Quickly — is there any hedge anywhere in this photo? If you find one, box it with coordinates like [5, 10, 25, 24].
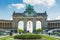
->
[14, 34, 41, 39]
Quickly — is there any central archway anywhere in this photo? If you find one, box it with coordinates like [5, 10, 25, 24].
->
[27, 21, 33, 33]
[18, 20, 33, 33]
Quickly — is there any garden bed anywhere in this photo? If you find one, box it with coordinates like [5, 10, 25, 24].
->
[0, 33, 60, 40]
[14, 33, 41, 40]
[15, 39, 41, 40]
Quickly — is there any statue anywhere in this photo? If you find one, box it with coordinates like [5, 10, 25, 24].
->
[24, 4, 36, 16]
[26, 4, 33, 10]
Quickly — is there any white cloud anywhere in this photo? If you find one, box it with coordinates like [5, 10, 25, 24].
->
[10, 18, 12, 20]
[56, 16, 60, 20]
[9, 4, 25, 9]
[45, 0, 55, 8]
[23, 0, 56, 8]
[9, 0, 56, 9]
[47, 18, 51, 20]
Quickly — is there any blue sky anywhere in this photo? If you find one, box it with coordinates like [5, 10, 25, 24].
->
[0, 0, 60, 20]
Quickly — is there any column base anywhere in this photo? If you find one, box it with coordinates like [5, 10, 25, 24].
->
[33, 30, 36, 33]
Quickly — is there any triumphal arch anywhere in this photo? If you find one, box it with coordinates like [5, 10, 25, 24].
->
[12, 5, 47, 33]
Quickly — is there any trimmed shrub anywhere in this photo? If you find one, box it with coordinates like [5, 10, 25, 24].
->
[18, 29, 23, 34]
[14, 34, 41, 39]
[54, 32, 59, 35]
[36, 28, 42, 33]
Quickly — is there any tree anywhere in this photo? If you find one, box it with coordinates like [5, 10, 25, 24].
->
[36, 28, 42, 34]
[18, 29, 23, 34]
[54, 32, 59, 36]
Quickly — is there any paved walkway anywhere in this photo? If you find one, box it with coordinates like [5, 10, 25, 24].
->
[0, 33, 18, 38]
[41, 34, 60, 38]
[0, 35, 9, 38]
[48, 29, 60, 33]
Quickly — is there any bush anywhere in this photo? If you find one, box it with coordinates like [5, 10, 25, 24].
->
[14, 34, 41, 39]
[36, 28, 42, 33]
[18, 29, 23, 34]
[54, 32, 59, 35]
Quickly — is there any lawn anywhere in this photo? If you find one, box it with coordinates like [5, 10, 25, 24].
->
[0, 33, 60, 40]
[0, 36, 14, 40]
[41, 34, 60, 40]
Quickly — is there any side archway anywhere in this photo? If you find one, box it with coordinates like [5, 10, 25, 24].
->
[36, 21, 42, 29]
[18, 21, 24, 30]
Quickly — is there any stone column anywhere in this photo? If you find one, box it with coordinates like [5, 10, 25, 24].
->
[41, 19, 47, 30]
[24, 18, 27, 33]
[33, 18, 36, 33]
[57, 22, 58, 28]
[41, 19, 47, 33]
[13, 19, 18, 33]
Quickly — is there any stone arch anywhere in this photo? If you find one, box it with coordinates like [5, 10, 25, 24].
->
[36, 21, 41, 29]
[18, 21, 24, 30]
[27, 20, 33, 33]
[12, 5, 47, 33]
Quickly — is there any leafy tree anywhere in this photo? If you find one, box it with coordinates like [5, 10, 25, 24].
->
[54, 32, 59, 36]
[18, 29, 23, 34]
[36, 28, 42, 34]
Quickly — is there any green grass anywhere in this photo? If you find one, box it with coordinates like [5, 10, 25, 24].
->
[41, 34, 60, 40]
[0, 33, 60, 40]
[0, 36, 14, 40]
